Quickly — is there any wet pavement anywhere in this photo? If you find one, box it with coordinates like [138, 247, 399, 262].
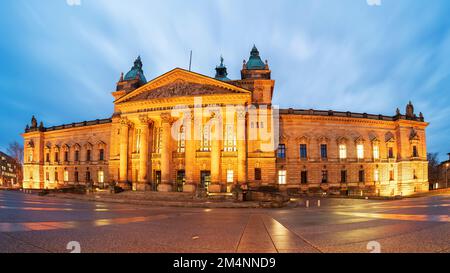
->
[0, 191, 448, 253]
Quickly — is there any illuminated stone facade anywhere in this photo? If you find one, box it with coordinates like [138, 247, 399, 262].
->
[22, 47, 429, 196]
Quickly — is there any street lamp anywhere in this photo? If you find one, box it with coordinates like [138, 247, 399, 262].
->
[446, 163, 449, 189]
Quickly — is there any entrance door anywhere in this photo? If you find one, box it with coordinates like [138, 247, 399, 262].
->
[153, 170, 161, 191]
[200, 171, 211, 191]
[176, 170, 185, 192]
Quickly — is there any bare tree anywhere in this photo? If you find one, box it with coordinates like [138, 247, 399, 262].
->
[427, 153, 440, 183]
[7, 141, 24, 164]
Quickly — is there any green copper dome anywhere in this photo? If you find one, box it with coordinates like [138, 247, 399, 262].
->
[246, 45, 266, 70]
[124, 56, 147, 84]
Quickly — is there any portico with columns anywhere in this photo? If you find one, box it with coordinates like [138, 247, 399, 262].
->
[108, 62, 270, 193]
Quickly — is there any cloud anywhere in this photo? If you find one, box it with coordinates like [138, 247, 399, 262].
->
[367, 0, 381, 6]
[66, 0, 81, 6]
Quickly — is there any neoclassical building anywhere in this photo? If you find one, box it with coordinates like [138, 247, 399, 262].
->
[22, 46, 429, 196]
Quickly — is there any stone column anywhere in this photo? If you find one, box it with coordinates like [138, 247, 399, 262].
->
[119, 118, 130, 189]
[137, 115, 151, 191]
[158, 112, 173, 192]
[209, 113, 222, 193]
[183, 111, 196, 193]
[237, 108, 248, 185]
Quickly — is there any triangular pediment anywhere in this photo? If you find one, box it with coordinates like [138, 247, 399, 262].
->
[116, 68, 251, 104]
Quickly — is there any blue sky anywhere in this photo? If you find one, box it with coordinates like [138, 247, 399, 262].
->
[0, 0, 449, 161]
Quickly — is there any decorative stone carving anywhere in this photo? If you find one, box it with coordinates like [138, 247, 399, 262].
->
[160, 112, 173, 124]
[129, 79, 232, 101]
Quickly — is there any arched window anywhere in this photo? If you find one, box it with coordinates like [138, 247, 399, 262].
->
[339, 144, 347, 159]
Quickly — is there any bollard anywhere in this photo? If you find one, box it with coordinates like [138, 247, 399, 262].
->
[318, 200, 321, 207]
[306, 200, 309, 208]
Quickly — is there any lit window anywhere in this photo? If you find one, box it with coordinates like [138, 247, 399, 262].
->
[153, 128, 162, 154]
[224, 124, 237, 152]
[177, 126, 186, 153]
[201, 125, 211, 152]
[98, 171, 104, 183]
[357, 144, 364, 159]
[373, 145, 380, 159]
[339, 144, 347, 159]
[374, 169, 379, 182]
[226, 170, 234, 183]
[64, 170, 69, 182]
[278, 170, 287, 185]
[135, 128, 141, 153]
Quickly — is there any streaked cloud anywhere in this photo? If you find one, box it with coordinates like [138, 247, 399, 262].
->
[0, 0, 449, 160]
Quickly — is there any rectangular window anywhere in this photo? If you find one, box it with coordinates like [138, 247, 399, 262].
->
[359, 170, 365, 183]
[55, 172, 58, 182]
[86, 171, 91, 182]
[301, 171, 308, 184]
[99, 149, 105, 161]
[254, 168, 262, 181]
[75, 151, 79, 162]
[226, 170, 234, 183]
[374, 169, 379, 182]
[28, 151, 33, 162]
[278, 170, 287, 185]
[224, 124, 237, 152]
[46, 172, 50, 181]
[64, 151, 69, 162]
[55, 152, 59, 163]
[201, 125, 211, 152]
[341, 170, 347, 183]
[98, 171, 104, 184]
[277, 144, 286, 159]
[357, 144, 364, 159]
[373, 145, 380, 160]
[74, 171, 79, 182]
[339, 144, 347, 159]
[64, 170, 69, 182]
[177, 126, 186, 153]
[153, 128, 162, 154]
[300, 144, 307, 159]
[389, 170, 394, 181]
[412, 146, 418, 157]
[320, 144, 328, 159]
[388, 147, 394, 159]
[321, 170, 328, 183]
[135, 128, 141, 153]
[46, 153, 50, 163]
[86, 150, 91, 162]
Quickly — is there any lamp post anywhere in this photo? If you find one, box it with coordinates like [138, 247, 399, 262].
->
[446, 163, 449, 189]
